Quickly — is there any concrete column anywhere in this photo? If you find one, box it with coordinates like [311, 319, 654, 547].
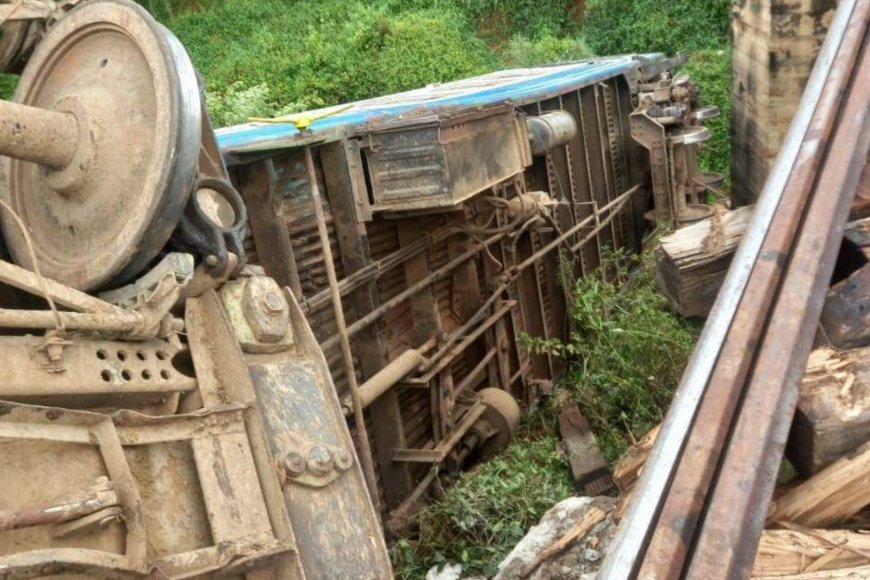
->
[731, 0, 837, 206]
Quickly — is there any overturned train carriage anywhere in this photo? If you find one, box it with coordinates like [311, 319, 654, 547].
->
[0, 1, 717, 576]
[218, 59, 661, 524]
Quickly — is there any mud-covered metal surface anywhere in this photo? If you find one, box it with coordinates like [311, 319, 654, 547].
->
[0, 2, 713, 574]
[227, 57, 667, 522]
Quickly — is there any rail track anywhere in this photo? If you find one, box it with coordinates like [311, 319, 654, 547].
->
[600, 0, 870, 577]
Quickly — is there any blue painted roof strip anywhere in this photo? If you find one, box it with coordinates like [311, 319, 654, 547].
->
[216, 56, 643, 155]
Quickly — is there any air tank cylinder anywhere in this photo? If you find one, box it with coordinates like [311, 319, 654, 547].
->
[527, 110, 578, 156]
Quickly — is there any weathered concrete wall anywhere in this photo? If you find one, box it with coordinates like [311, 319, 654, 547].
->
[731, 0, 837, 207]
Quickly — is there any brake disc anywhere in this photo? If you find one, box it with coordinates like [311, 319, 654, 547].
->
[0, 0, 201, 290]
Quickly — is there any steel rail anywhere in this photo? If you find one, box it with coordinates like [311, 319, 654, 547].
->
[597, 0, 863, 575]
[636, 2, 870, 577]
[687, 33, 870, 578]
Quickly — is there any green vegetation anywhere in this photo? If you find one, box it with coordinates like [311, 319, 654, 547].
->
[527, 251, 698, 460]
[683, 48, 732, 179]
[391, 415, 573, 578]
[0, 74, 17, 101]
[393, 252, 697, 576]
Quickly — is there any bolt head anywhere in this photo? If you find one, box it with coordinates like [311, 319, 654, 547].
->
[284, 452, 307, 477]
[262, 290, 285, 315]
[307, 445, 334, 475]
[334, 449, 354, 472]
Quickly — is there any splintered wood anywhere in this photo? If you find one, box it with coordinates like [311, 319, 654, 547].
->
[604, 347, 870, 578]
[752, 350, 870, 577]
[657, 205, 751, 318]
[789, 347, 870, 475]
[768, 443, 870, 529]
[612, 424, 660, 494]
[753, 528, 870, 577]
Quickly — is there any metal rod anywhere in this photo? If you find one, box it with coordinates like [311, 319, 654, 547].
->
[322, 184, 640, 351]
[321, 229, 511, 351]
[0, 100, 78, 168]
[455, 348, 497, 396]
[304, 146, 381, 514]
[419, 282, 508, 372]
[386, 467, 439, 535]
[342, 348, 425, 415]
[513, 184, 638, 273]
[599, 0, 865, 575]
[0, 259, 122, 314]
[415, 301, 516, 384]
[301, 225, 453, 314]
[0, 308, 142, 332]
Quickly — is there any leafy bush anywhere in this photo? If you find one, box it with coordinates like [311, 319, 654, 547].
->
[503, 34, 593, 67]
[205, 82, 274, 127]
[583, 0, 730, 56]
[681, 48, 732, 182]
[525, 251, 698, 461]
[158, 0, 499, 125]
[461, 0, 581, 43]
[391, 416, 573, 578]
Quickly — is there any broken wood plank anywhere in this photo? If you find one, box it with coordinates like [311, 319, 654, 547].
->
[612, 423, 660, 493]
[519, 506, 607, 579]
[753, 528, 870, 577]
[558, 394, 614, 495]
[788, 346, 870, 475]
[820, 265, 870, 349]
[769, 442, 870, 528]
[657, 209, 870, 319]
[657, 205, 753, 318]
[753, 565, 870, 579]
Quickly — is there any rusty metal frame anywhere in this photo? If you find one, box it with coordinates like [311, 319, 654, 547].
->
[320, 139, 415, 508]
[225, 65, 650, 522]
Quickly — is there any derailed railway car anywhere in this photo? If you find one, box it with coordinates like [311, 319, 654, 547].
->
[0, 1, 717, 577]
[217, 54, 717, 526]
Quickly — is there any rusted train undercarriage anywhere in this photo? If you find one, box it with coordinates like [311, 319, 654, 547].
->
[0, 1, 719, 577]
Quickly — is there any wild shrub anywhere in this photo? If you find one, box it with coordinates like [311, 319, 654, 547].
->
[390, 414, 572, 578]
[502, 34, 593, 67]
[682, 48, 732, 181]
[524, 251, 698, 460]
